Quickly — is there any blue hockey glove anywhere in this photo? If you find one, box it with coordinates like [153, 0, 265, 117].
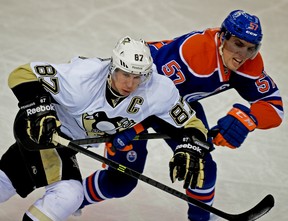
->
[112, 127, 137, 150]
[212, 103, 257, 149]
[106, 123, 145, 156]
[169, 136, 211, 189]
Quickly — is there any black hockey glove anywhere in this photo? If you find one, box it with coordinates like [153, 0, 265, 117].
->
[19, 94, 61, 146]
[169, 136, 211, 189]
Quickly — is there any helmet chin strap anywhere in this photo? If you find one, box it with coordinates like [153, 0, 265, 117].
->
[218, 35, 228, 68]
[250, 43, 261, 60]
[107, 73, 127, 99]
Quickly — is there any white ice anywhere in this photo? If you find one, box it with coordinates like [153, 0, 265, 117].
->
[0, 0, 287, 220]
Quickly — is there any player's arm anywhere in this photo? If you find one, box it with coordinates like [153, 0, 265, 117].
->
[110, 112, 210, 190]
[8, 64, 61, 146]
[161, 98, 210, 189]
[212, 70, 283, 149]
[238, 70, 283, 129]
[111, 90, 208, 152]
[250, 98, 283, 129]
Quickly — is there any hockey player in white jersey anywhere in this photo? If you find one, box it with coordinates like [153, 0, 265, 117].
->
[0, 36, 210, 220]
[75, 37, 211, 213]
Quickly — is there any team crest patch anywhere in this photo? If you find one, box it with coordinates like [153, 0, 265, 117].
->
[126, 150, 137, 162]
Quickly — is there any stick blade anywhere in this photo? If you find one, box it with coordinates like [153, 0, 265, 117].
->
[228, 194, 275, 221]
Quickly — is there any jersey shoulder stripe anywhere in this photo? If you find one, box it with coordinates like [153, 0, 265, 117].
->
[180, 28, 219, 76]
[8, 63, 38, 89]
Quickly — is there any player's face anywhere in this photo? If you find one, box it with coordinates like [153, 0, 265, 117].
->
[111, 69, 142, 96]
[222, 36, 258, 71]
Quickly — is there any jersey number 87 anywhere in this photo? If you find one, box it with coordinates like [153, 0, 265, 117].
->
[169, 98, 195, 126]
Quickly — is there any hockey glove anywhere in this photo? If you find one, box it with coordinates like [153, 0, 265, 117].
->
[19, 94, 61, 146]
[212, 103, 257, 149]
[169, 136, 211, 189]
[107, 123, 145, 156]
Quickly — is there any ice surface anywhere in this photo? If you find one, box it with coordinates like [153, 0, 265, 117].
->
[0, 0, 287, 220]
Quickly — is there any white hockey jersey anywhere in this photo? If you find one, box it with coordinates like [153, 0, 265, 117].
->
[29, 56, 195, 140]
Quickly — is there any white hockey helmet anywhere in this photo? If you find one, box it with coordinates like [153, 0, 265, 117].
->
[110, 36, 153, 83]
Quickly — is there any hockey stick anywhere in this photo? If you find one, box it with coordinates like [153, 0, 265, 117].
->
[71, 129, 219, 146]
[72, 132, 170, 145]
[53, 133, 274, 221]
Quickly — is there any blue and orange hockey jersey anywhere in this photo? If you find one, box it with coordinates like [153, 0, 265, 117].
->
[149, 28, 283, 129]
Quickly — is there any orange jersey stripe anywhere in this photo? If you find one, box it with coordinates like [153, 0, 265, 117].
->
[186, 189, 215, 201]
[133, 123, 145, 134]
[148, 40, 173, 49]
[250, 101, 283, 129]
[181, 30, 218, 76]
[87, 175, 103, 202]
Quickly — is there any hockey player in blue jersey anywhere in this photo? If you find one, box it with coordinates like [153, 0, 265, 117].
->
[83, 10, 283, 221]
[147, 9, 284, 220]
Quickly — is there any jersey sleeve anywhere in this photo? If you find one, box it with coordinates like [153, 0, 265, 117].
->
[231, 67, 283, 129]
[250, 97, 283, 129]
[8, 63, 38, 88]
[8, 63, 48, 103]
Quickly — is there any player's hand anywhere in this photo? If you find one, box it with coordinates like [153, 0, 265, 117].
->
[111, 123, 145, 150]
[169, 136, 211, 189]
[105, 142, 133, 157]
[19, 95, 61, 146]
[212, 103, 257, 149]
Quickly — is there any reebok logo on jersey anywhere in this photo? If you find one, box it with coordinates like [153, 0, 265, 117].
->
[26, 104, 55, 116]
[175, 143, 202, 154]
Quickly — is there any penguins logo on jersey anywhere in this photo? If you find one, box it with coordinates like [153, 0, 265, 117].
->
[83, 111, 136, 136]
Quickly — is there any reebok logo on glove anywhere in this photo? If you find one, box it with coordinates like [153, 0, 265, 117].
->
[175, 143, 203, 154]
[26, 104, 55, 116]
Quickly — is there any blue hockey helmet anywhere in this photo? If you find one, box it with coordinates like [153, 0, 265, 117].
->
[221, 10, 263, 45]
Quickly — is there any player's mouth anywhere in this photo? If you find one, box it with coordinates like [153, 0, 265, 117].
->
[232, 58, 244, 67]
[121, 89, 132, 96]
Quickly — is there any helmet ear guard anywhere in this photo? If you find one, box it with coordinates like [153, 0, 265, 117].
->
[110, 36, 153, 83]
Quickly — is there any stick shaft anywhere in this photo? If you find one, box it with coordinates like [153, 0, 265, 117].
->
[53, 133, 274, 221]
[72, 133, 170, 145]
[71, 129, 219, 145]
